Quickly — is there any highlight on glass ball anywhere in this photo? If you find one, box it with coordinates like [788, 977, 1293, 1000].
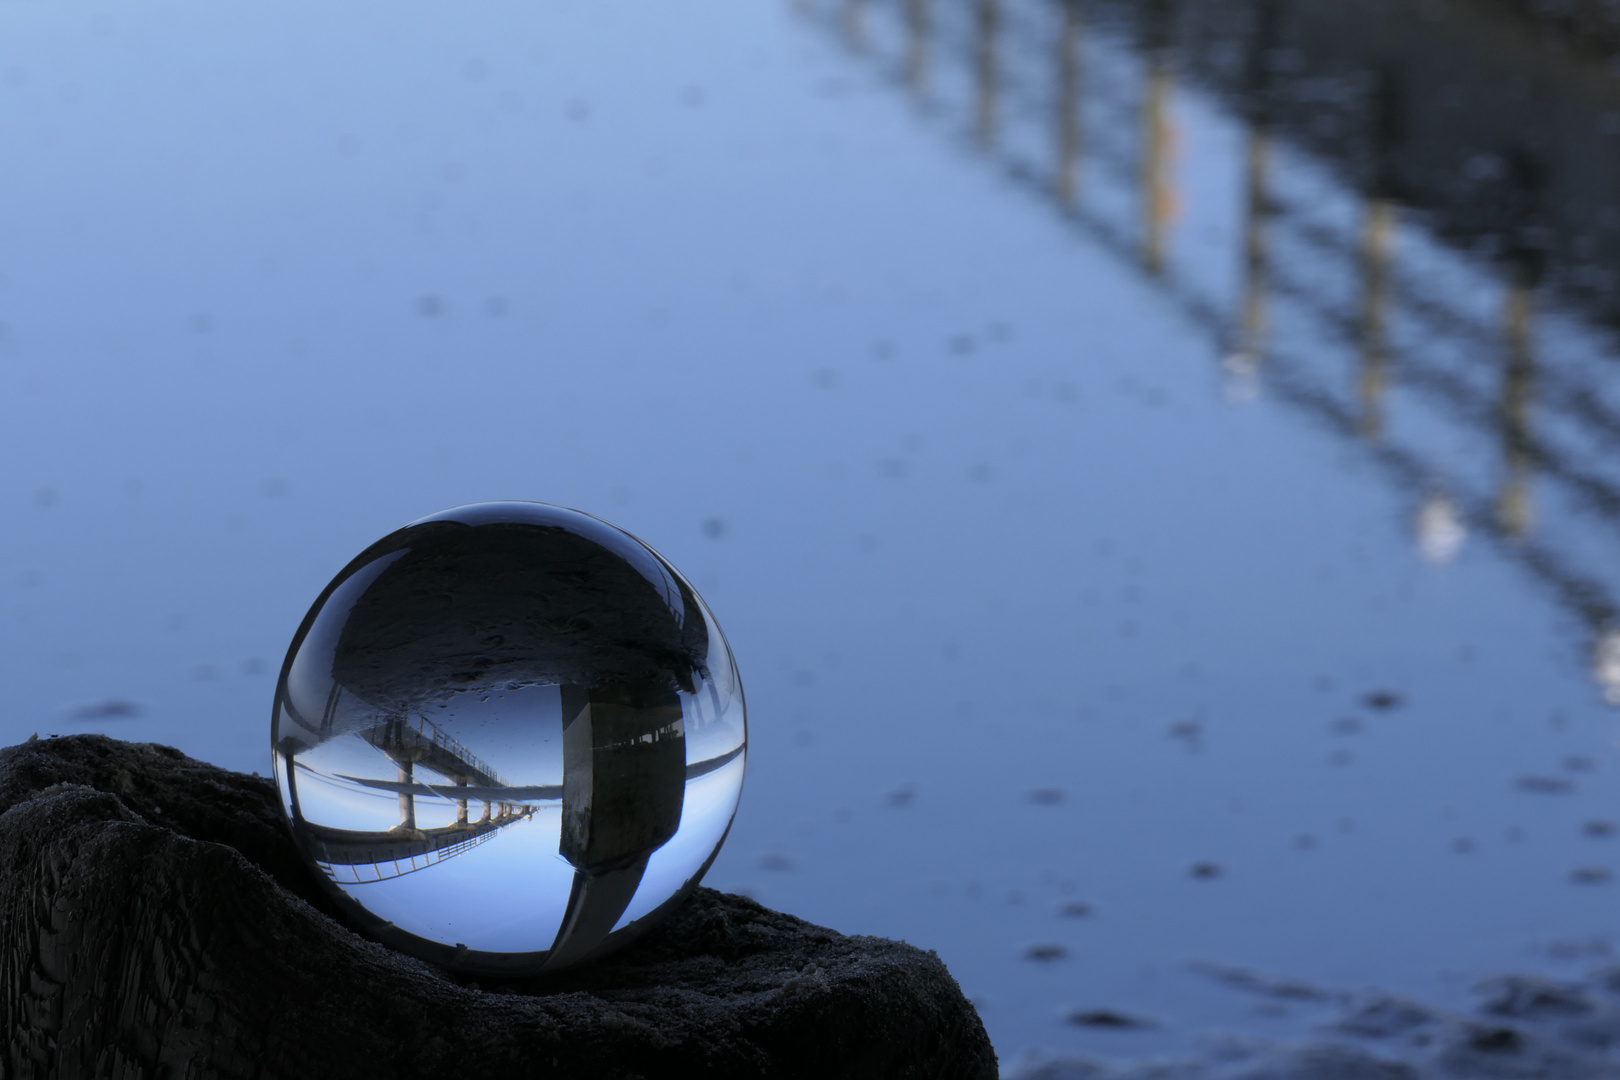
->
[270, 502, 746, 976]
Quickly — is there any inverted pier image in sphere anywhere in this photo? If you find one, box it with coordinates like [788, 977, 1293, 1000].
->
[270, 502, 747, 976]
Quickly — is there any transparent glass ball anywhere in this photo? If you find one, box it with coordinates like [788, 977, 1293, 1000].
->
[270, 501, 746, 976]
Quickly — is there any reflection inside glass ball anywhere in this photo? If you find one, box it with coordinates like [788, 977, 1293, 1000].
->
[270, 502, 746, 976]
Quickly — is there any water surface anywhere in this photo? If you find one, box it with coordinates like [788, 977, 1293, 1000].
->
[4, 0, 1620, 1066]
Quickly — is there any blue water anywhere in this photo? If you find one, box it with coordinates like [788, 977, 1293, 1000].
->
[4, 0, 1619, 1067]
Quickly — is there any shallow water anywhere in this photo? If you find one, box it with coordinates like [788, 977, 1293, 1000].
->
[4, 0, 1620, 1067]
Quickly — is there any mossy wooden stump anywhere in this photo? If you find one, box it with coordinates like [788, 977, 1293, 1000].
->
[0, 734, 996, 1079]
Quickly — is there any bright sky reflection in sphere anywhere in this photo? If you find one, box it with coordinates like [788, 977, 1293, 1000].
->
[270, 501, 747, 976]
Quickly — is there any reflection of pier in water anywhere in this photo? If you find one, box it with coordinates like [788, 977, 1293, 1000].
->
[798, 0, 1620, 699]
[282, 711, 745, 885]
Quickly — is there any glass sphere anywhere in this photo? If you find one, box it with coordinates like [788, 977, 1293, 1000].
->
[270, 502, 746, 976]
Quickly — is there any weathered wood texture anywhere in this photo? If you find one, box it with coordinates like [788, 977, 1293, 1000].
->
[0, 735, 996, 1080]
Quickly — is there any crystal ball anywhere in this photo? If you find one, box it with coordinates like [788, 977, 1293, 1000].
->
[270, 501, 747, 975]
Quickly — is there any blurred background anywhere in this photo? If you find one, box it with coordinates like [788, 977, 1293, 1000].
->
[6, 0, 1620, 1070]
